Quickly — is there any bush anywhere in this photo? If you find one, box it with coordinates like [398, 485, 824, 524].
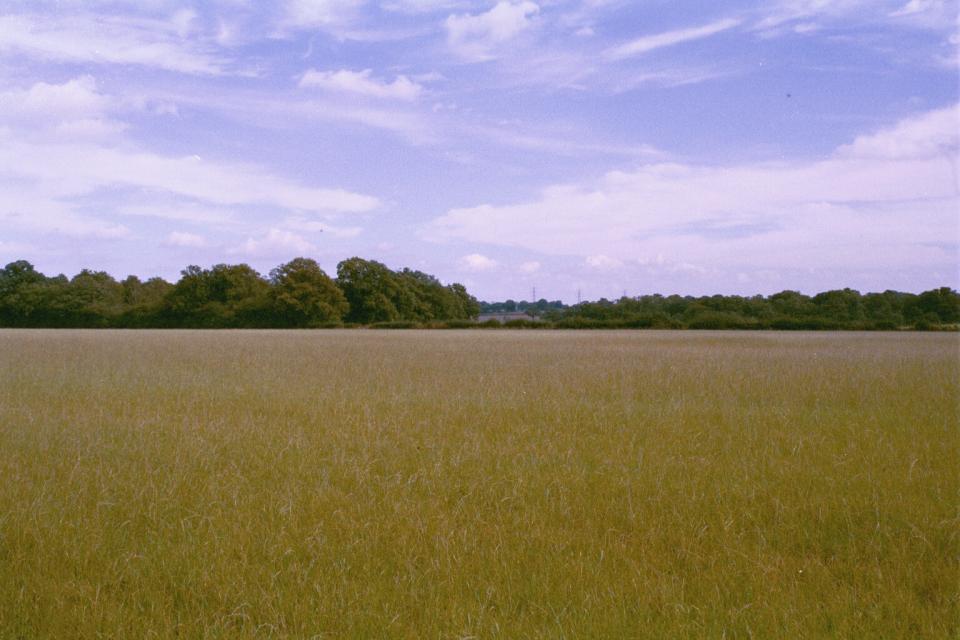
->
[554, 318, 608, 329]
[369, 321, 422, 329]
[686, 311, 757, 330]
[870, 320, 900, 330]
[503, 319, 540, 329]
[439, 320, 477, 329]
[769, 317, 841, 330]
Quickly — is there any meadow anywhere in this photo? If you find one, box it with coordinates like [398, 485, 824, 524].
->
[0, 330, 956, 638]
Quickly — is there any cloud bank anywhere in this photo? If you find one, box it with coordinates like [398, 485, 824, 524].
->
[431, 105, 959, 275]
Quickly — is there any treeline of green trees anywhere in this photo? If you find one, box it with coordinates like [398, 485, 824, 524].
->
[481, 288, 960, 330]
[0, 258, 480, 328]
[2, 257, 956, 330]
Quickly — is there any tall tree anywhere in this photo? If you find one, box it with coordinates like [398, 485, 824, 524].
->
[336, 257, 401, 324]
[0, 261, 50, 326]
[269, 258, 348, 327]
[162, 263, 269, 327]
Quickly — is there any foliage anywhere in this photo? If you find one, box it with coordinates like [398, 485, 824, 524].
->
[1, 259, 957, 329]
[337, 258, 479, 324]
[269, 258, 348, 327]
[484, 288, 960, 330]
[0, 259, 479, 328]
[161, 263, 270, 328]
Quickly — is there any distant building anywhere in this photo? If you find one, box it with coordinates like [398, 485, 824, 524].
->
[476, 311, 543, 323]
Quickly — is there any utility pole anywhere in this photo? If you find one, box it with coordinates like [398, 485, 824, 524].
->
[577, 289, 581, 304]
[532, 286, 536, 302]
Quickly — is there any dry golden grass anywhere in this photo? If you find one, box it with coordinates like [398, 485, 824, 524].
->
[0, 330, 957, 638]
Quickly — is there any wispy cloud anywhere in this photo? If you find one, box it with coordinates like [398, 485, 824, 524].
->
[755, 0, 956, 33]
[605, 18, 741, 60]
[164, 231, 208, 248]
[300, 69, 424, 101]
[230, 228, 315, 257]
[383, 0, 466, 13]
[0, 142, 380, 213]
[585, 254, 622, 269]
[461, 122, 662, 157]
[430, 105, 959, 273]
[276, 0, 366, 32]
[0, 14, 234, 75]
[0, 77, 381, 243]
[0, 75, 127, 140]
[446, 1, 540, 61]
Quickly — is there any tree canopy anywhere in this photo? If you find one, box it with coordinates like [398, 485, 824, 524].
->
[0, 258, 479, 328]
[0, 258, 955, 329]
[491, 288, 959, 330]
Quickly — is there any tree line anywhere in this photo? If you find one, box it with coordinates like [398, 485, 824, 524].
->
[482, 288, 959, 330]
[0, 258, 480, 328]
[1, 257, 956, 329]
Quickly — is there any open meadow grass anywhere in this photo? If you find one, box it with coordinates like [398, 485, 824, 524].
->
[0, 330, 957, 638]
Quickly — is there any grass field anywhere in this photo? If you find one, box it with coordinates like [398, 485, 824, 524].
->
[0, 330, 957, 638]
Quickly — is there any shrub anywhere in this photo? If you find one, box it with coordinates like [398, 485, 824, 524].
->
[369, 321, 422, 329]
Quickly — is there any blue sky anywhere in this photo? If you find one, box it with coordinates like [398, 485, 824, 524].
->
[0, 0, 956, 301]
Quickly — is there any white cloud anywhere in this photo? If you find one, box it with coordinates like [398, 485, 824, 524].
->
[164, 231, 207, 247]
[460, 253, 499, 271]
[0, 75, 126, 140]
[382, 0, 465, 13]
[284, 217, 364, 238]
[277, 0, 366, 33]
[230, 228, 314, 256]
[888, 0, 956, 25]
[430, 105, 960, 273]
[838, 105, 958, 159]
[0, 141, 380, 214]
[0, 76, 381, 243]
[0, 75, 107, 121]
[462, 121, 662, 157]
[121, 201, 236, 224]
[585, 254, 622, 269]
[518, 260, 541, 273]
[756, 0, 954, 32]
[299, 69, 423, 101]
[0, 186, 131, 238]
[890, 0, 935, 15]
[0, 14, 233, 75]
[446, 1, 539, 61]
[753, 0, 867, 31]
[162, 85, 435, 143]
[606, 18, 741, 60]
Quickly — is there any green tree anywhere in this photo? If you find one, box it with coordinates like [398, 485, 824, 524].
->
[916, 287, 960, 324]
[336, 258, 401, 324]
[0, 261, 51, 326]
[269, 258, 348, 327]
[162, 263, 269, 327]
[812, 289, 864, 325]
[62, 269, 124, 326]
[448, 283, 480, 319]
[118, 276, 173, 327]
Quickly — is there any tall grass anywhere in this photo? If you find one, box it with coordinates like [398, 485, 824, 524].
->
[0, 330, 956, 638]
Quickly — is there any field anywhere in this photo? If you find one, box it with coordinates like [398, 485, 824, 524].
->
[0, 330, 957, 638]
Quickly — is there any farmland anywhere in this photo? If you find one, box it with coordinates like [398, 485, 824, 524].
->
[0, 330, 957, 638]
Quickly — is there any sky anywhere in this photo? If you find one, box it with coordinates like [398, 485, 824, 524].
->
[0, 0, 957, 302]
